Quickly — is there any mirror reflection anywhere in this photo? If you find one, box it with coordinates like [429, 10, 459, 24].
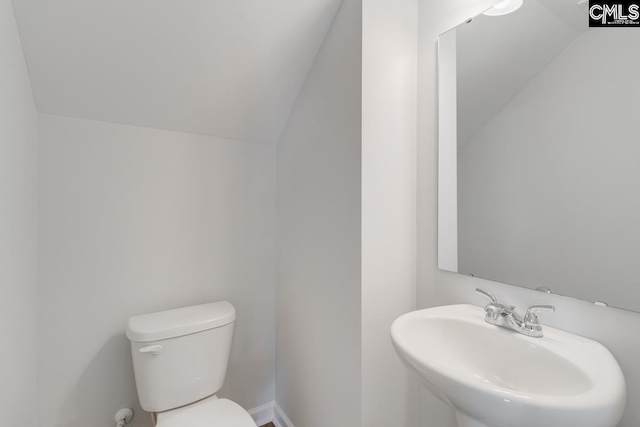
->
[438, 0, 640, 312]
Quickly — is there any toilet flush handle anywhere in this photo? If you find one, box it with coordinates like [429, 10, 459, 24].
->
[139, 345, 163, 355]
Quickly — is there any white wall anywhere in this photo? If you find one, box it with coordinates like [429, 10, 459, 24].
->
[276, 0, 363, 425]
[0, 1, 38, 426]
[418, 1, 640, 426]
[458, 28, 640, 310]
[38, 115, 276, 427]
[361, 0, 418, 425]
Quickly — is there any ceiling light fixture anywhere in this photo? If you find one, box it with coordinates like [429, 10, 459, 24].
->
[483, 0, 523, 16]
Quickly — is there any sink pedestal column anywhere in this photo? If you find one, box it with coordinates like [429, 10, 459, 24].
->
[456, 413, 491, 427]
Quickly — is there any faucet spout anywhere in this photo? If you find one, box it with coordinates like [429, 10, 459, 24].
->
[475, 288, 554, 338]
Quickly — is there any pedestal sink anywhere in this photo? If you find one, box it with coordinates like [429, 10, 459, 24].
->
[391, 304, 626, 427]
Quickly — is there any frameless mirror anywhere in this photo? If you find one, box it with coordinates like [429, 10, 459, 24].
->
[437, 0, 640, 312]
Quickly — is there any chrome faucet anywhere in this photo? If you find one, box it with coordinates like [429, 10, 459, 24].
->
[476, 288, 555, 338]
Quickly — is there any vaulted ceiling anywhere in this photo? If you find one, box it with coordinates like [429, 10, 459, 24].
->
[456, 0, 589, 146]
[12, 0, 343, 144]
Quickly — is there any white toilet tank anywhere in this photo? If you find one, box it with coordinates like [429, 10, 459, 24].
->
[126, 301, 236, 413]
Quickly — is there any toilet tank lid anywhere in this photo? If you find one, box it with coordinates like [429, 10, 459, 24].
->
[126, 301, 236, 343]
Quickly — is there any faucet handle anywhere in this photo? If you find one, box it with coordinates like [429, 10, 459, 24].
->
[526, 304, 555, 315]
[476, 288, 498, 304]
[524, 304, 555, 334]
[476, 288, 501, 321]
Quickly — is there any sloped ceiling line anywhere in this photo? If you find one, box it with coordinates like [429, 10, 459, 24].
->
[12, 0, 344, 145]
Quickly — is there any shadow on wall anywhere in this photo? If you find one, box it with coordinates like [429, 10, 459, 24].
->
[223, 314, 276, 408]
[57, 333, 151, 427]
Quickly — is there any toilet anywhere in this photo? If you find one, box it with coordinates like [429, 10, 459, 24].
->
[126, 301, 256, 427]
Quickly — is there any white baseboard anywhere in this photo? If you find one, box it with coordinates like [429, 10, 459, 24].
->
[247, 400, 294, 427]
[272, 402, 295, 427]
[248, 401, 275, 427]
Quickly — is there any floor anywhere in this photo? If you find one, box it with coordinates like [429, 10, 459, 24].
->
[260, 424, 275, 427]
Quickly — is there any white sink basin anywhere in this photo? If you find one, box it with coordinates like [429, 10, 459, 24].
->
[391, 304, 626, 427]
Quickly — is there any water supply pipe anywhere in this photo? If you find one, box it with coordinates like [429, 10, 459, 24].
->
[115, 408, 134, 427]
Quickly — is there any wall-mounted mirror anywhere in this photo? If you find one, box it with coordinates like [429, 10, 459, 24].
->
[437, 0, 640, 312]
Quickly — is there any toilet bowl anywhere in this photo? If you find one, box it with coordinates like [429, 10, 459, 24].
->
[155, 396, 255, 427]
[126, 301, 256, 427]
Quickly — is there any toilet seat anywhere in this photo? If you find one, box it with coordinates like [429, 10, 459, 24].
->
[156, 396, 256, 427]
